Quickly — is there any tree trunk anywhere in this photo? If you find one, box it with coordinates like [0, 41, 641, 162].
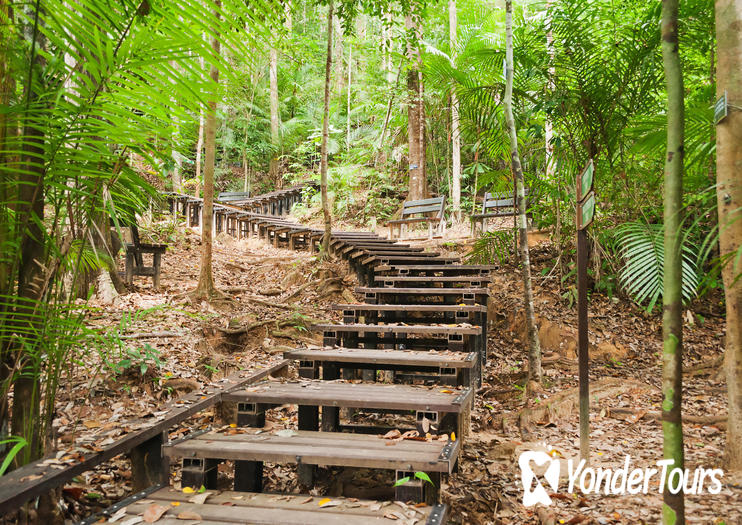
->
[268, 46, 280, 180]
[319, 0, 334, 256]
[504, 0, 541, 384]
[716, 0, 742, 473]
[12, 7, 47, 461]
[194, 50, 205, 199]
[661, 1, 685, 522]
[449, 0, 461, 223]
[195, 108, 204, 198]
[406, 15, 426, 201]
[382, 10, 394, 85]
[346, 44, 352, 153]
[193, 3, 220, 300]
[170, 61, 183, 193]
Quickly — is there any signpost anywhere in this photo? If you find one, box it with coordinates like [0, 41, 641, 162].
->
[576, 159, 594, 463]
[715, 91, 728, 125]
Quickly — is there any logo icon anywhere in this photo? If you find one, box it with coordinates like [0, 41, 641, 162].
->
[519, 450, 560, 507]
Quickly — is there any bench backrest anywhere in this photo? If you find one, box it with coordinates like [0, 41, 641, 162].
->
[482, 190, 529, 213]
[401, 196, 446, 219]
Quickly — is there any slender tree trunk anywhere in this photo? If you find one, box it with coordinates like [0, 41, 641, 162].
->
[661, 1, 686, 522]
[195, 109, 204, 198]
[193, 3, 220, 300]
[12, 6, 47, 460]
[406, 15, 426, 201]
[194, 51, 205, 199]
[170, 62, 183, 193]
[448, 0, 461, 223]
[319, 0, 334, 256]
[268, 47, 280, 180]
[505, 0, 541, 384]
[346, 44, 352, 153]
[716, 0, 742, 473]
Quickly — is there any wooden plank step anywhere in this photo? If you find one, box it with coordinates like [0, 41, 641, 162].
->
[356, 287, 489, 296]
[374, 264, 496, 274]
[162, 430, 459, 474]
[361, 255, 461, 265]
[285, 348, 476, 369]
[119, 487, 448, 524]
[313, 323, 481, 335]
[375, 275, 493, 285]
[284, 348, 478, 390]
[331, 304, 487, 313]
[223, 380, 472, 413]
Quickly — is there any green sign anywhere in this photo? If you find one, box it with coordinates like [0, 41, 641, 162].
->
[578, 160, 594, 202]
[715, 91, 728, 125]
[578, 191, 595, 230]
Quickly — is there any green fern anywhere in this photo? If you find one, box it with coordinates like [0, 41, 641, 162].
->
[616, 221, 699, 312]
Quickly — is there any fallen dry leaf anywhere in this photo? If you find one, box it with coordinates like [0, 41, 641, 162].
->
[176, 511, 202, 520]
[143, 504, 169, 523]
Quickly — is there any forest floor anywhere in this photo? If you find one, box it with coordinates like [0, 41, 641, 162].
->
[49, 220, 741, 525]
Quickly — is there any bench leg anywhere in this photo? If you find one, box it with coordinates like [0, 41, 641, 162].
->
[125, 253, 134, 285]
[234, 460, 263, 492]
[152, 253, 162, 289]
[428, 222, 433, 240]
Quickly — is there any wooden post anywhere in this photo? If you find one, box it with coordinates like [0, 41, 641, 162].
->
[130, 432, 168, 491]
[577, 227, 590, 464]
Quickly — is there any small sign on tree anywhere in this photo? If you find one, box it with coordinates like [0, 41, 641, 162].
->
[715, 91, 728, 125]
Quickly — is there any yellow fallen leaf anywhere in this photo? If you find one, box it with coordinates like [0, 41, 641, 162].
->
[318, 498, 331, 507]
[451, 432, 456, 442]
[182, 487, 195, 494]
[229, 423, 237, 428]
[439, 389, 453, 394]
[170, 501, 180, 506]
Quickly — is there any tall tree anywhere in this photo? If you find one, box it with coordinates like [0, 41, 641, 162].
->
[716, 0, 742, 473]
[319, 0, 334, 255]
[268, 46, 280, 180]
[193, 1, 221, 300]
[661, 0, 685, 521]
[448, 0, 461, 222]
[504, 0, 541, 384]
[406, 13, 426, 201]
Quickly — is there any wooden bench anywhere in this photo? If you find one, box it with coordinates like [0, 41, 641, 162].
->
[387, 196, 446, 240]
[125, 225, 167, 289]
[470, 190, 531, 235]
[284, 347, 478, 389]
[223, 379, 472, 437]
[162, 429, 459, 502]
[115, 487, 448, 525]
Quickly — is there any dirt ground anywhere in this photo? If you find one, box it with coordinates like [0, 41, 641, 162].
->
[39, 222, 741, 524]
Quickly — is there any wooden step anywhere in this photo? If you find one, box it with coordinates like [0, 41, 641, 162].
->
[164, 429, 459, 501]
[374, 264, 496, 275]
[312, 323, 481, 335]
[375, 275, 493, 286]
[356, 287, 489, 307]
[361, 255, 461, 266]
[283, 348, 478, 388]
[118, 487, 448, 525]
[223, 380, 472, 436]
